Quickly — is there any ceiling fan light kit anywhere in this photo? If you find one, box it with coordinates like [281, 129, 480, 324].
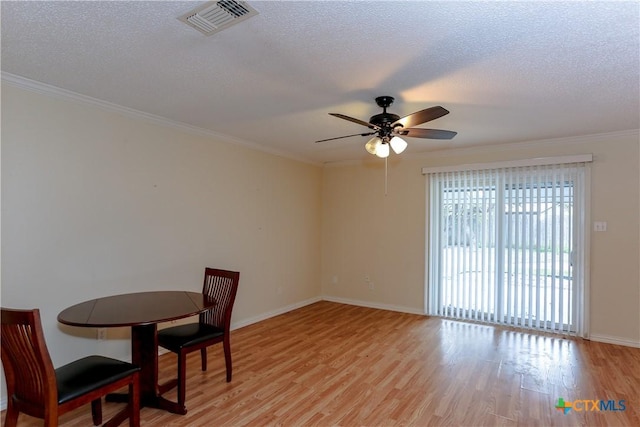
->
[365, 136, 381, 155]
[389, 136, 407, 154]
[316, 96, 456, 158]
[375, 141, 390, 158]
[364, 136, 407, 158]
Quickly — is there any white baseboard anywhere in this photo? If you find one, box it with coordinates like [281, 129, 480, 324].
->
[589, 333, 640, 348]
[321, 295, 425, 315]
[231, 296, 323, 331]
[1, 297, 325, 411]
[4, 300, 636, 413]
[157, 296, 323, 356]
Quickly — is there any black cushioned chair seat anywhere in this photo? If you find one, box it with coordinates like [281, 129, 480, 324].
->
[158, 323, 224, 352]
[56, 355, 140, 405]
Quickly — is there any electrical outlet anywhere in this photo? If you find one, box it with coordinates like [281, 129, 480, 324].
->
[369, 282, 374, 290]
[97, 328, 107, 340]
[593, 221, 607, 232]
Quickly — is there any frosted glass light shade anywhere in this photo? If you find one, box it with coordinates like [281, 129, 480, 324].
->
[375, 142, 390, 158]
[365, 136, 381, 155]
[390, 136, 407, 154]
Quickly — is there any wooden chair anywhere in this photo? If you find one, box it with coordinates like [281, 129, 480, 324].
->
[157, 268, 239, 414]
[1, 308, 140, 427]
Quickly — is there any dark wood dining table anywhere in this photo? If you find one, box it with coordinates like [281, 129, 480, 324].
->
[58, 291, 215, 415]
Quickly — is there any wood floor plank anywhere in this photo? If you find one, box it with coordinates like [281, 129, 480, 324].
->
[3, 301, 639, 426]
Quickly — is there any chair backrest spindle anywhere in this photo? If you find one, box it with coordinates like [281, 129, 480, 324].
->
[1, 309, 58, 415]
[199, 268, 239, 330]
[2, 306, 141, 426]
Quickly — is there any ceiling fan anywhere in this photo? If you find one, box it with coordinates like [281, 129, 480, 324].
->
[316, 96, 457, 158]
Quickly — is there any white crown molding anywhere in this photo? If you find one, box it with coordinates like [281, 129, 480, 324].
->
[1, 72, 321, 167]
[414, 129, 640, 161]
[322, 129, 640, 168]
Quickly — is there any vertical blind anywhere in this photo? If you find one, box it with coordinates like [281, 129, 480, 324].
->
[426, 159, 590, 336]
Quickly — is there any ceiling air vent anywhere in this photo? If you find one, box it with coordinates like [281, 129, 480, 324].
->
[179, 1, 258, 36]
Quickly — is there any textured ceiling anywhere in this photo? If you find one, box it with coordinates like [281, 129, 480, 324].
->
[2, 1, 639, 164]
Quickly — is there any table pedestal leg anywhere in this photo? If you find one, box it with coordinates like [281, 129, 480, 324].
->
[106, 324, 187, 415]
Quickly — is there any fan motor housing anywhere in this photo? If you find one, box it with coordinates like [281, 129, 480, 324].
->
[369, 112, 400, 128]
[370, 96, 400, 129]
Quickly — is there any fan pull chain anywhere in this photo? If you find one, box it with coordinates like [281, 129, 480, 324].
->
[385, 157, 388, 196]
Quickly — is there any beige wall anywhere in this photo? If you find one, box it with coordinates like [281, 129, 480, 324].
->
[321, 131, 640, 346]
[0, 83, 322, 398]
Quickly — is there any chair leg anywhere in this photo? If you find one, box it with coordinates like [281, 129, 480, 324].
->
[91, 398, 103, 425]
[43, 409, 58, 427]
[3, 401, 19, 427]
[129, 372, 140, 427]
[177, 351, 187, 413]
[200, 347, 207, 371]
[223, 337, 232, 382]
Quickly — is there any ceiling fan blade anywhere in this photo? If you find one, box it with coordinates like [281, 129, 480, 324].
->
[329, 113, 379, 130]
[315, 132, 376, 143]
[395, 128, 457, 140]
[392, 106, 449, 128]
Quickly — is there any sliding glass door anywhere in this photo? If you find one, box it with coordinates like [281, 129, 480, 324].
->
[427, 161, 589, 335]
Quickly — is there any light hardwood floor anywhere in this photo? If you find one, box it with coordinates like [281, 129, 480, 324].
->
[3, 301, 639, 426]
